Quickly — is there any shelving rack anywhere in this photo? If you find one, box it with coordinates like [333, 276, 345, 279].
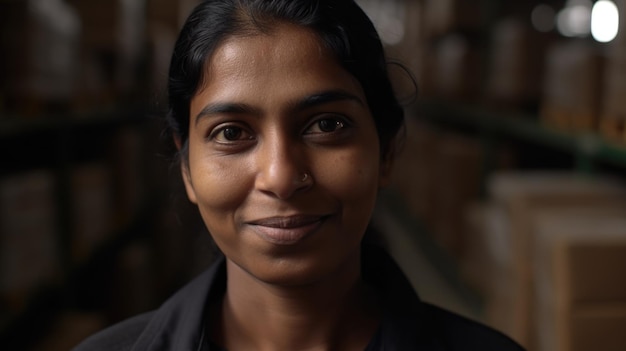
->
[416, 99, 626, 176]
[0, 106, 159, 350]
[385, 99, 626, 317]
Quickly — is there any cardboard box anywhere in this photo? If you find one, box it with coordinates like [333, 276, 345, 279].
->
[67, 0, 147, 101]
[108, 242, 158, 321]
[0, 0, 80, 113]
[566, 304, 626, 351]
[541, 42, 606, 132]
[430, 133, 483, 258]
[532, 210, 626, 351]
[147, 0, 199, 32]
[67, 0, 144, 51]
[599, 52, 626, 144]
[486, 18, 548, 110]
[482, 171, 626, 347]
[602, 54, 626, 118]
[0, 1, 29, 101]
[108, 128, 145, 226]
[70, 164, 114, 263]
[390, 121, 499, 259]
[560, 240, 626, 303]
[462, 202, 512, 296]
[422, 0, 482, 38]
[428, 34, 482, 101]
[0, 170, 61, 312]
[389, 118, 440, 229]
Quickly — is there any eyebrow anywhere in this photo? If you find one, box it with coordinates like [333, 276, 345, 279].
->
[292, 90, 365, 112]
[195, 102, 258, 125]
[194, 89, 365, 126]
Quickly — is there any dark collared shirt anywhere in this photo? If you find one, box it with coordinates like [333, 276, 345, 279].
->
[74, 248, 524, 350]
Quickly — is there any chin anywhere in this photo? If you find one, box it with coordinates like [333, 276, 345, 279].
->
[243, 248, 361, 287]
[249, 257, 329, 286]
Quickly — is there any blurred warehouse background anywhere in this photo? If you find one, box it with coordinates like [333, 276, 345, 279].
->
[1, 0, 626, 350]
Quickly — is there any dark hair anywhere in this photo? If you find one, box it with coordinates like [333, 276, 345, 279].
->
[167, 0, 404, 160]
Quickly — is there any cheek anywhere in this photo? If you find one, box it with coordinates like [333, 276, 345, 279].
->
[318, 146, 381, 206]
[187, 150, 252, 217]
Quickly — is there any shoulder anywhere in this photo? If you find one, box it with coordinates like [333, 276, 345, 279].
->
[72, 312, 154, 351]
[422, 303, 525, 351]
[72, 258, 226, 351]
[362, 247, 524, 350]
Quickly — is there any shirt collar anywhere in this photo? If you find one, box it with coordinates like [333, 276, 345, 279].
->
[131, 256, 226, 351]
[131, 247, 436, 351]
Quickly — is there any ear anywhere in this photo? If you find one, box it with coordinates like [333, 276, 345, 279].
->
[181, 161, 198, 204]
[173, 134, 183, 151]
[175, 135, 198, 204]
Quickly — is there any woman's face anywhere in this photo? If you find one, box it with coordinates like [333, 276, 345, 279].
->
[184, 24, 389, 286]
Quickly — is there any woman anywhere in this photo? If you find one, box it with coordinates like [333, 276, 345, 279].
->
[75, 0, 524, 350]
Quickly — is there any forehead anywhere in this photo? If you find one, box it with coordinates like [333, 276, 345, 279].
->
[193, 23, 365, 110]
[212, 24, 327, 69]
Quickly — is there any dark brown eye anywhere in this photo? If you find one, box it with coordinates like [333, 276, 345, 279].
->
[222, 127, 242, 141]
[303, 115, 351, 138]
[318, 119, 343, 132]
[211, 125, 252, 143]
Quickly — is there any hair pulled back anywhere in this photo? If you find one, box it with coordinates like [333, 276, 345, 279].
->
[167, 0, 404, 159]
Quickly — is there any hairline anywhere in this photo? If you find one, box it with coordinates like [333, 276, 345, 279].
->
[193, 21, 342, 103]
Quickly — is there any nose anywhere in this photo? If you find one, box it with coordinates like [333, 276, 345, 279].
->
[254, 134, 312, 199]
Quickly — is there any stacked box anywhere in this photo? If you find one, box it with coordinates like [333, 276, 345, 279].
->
[567, 306, 626, 351]
[0, 170, 61, 313]
[429, 133, 484, 258]
[390, 120, 487, 258]
[70, 163, 114, 263]
[144, 0, 199, 96]
[417, 0, 482, 100]
[486, 18, 549, 111]
[600, 54, 626, 144]
[462, 202, 511, 297]
[560, 243, 626, 351]
[479, 171, 626, 348]
[541, 41, 606, 132]
[66, 1, 120, 51]
[424, 34, 482, 101]
[147, 0, 198, 32]
[599, 0, 626, 144]
[531, 211, 626, 351]
[0, 0, 80, 115]
[422, 0, 482, 38]
[392, 119, 516, 260]
[67, 0, 147, 104]
[388, 118, 440, 230]
[0, 1, 28, 109]
[107, 242, 158, 322]
[109, 128, 145, 226]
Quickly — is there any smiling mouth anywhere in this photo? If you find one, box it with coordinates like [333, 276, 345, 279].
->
[247, 215, 328, 245]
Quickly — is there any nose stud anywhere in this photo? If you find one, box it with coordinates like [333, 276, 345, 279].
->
[300, 173, 310, 182]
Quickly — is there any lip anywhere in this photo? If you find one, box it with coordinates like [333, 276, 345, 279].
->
[246, 215, 328, 245]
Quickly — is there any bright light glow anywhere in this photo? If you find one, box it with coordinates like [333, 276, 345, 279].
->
[591, 0, 619, 42]
[532, 4, 556, 32]
[557, 0, 593, 37]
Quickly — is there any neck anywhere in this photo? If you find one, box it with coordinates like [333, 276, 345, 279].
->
[211, 251, 380, 351]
